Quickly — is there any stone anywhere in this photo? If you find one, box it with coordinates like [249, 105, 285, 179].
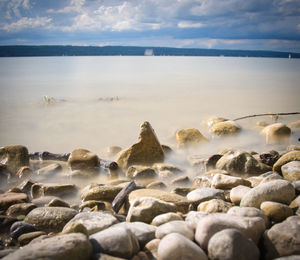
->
[240, 180, 295, 208]
[117, 122, 164, 169]
[281, 161, 300, 182]
[273, 151, 300, 174]
[207, 228, 260, 260]
[192, 176, 212, 189]
[79, 200, 106, 211]
[68, 148, 99, 170]
[0, 145, 29, 174]
[171, 175, 191, 186]
[206, 154, 223, 170]
[24, 207, 77, 233]
[161, 144, 173, 155]
[0, 192, 28, 211]
[151, 212, 183, 226]
[216, 150, 270, 175]
[157, 170, 176, 179]
[195, 213, 266, 249]
[94, 253, 126, 260]
[146, 181, 167, 190]
[260, 172, 283, 184]
[10, 221, 38, 240]
[209, 120, 241, 136]
[211, 174, 251, 189]
[259, 150, 280, 166]
[263, 216, 300, 259]
[198, 199, 232, 213]
[184, 211, 208, 229]
[157, 233, 208, 260]
[290, 195, 300, 208]
[17, 179, 35, 194]
[152, 163, 183, 174]
[47, 198, 70, 208]
[16, 166, 33, 179]
[293, 181, 300, 195]
[18, 231, 46, 245]
[107, 146, 122, 157]
[80, 184, 122, 202]
[256, 121, 268, 127]
[247, 176, 263, 187]
[31, 196, 60, 207]
[90, 226, 140, 259]
[31, 183, 77, 199]
[176, 128, 208, 148]
[37, 163, 62, 177]
[230, 185, 251, 205]
[155, 220, 194, 240]
[2, 233, 92, 260]
[274, 256, 300, 260]
[126, 165, 157, 180]
[126, 197, 176, 223]
[261, 123, 291, 144]
[61, 222, 89, 237]
[6, 203, 36, 218]
[260, 201, 293, 222]
[187, 188, 225, 204]
[63, 211, 118, 235]
[203, 116, 228, 127]
[145, 238, 160, 259]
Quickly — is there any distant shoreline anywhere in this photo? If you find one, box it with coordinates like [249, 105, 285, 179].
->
[0, 45, 299, 58]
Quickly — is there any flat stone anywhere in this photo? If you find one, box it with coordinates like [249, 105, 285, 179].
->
[31, 183, 77, 199]
[155, 220, 194, 240]
[211, 174, 251, 189]
[146, 181, 167, 190]
[0, 192, 28, 211]
[67, 148, 99, 170]
[230, 185, 251, 205]
[81, 184, 122, 202]
[176, 128, 208, 148]
[260, 201, 293, 222]
[273, 151, 300, 174]
[47, 198, 70, 208]
[171, 175, 191, 186]
[18, 231, 46, 245]
[209, 120, 241, 136]
[187, 188, 225, 204]
[151, 212, 183, 226]
[281, 161, 300, 182]
[198, 199, 232, 213]
[6, 203, 36, 218]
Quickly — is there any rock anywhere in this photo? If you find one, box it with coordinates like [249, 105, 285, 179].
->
[6, 203, 36, 218]
[0, 249, 17, 259]
[261, 123, 291, 144]
[230, 185, 251, 205]
[10, 221, 38, 240]
[155, 220, 194, 240]
[80, 184, 122, 202]
[117, 122, 164, 169]
[63, 211, 118, 235]
[90, 226, 140, 259]
[126, 197, 176, 223]
[47, 198, 70, 208]
[31, 183, 77, 199]
[161, 144, 173, 155]
[24, 207, 77, 233]
[257, 121, 268, 127]
[157, 170, 176, 179]
[211, 174, 251, 189]
[259, 150, 280, 166]
[157, 233, 208, 260]
[79, 200, 106, 211]
[151, 212, 183, 226]
[207, 228, 260, 260]
[240, 180, 295, 208]
[114, 222, 157, 247]
[206, 154, 223, 170]
[0, 145, 29, 174]
[192, 176, 212, 189]
[17, 179, 35, 194]
[18, 231, 46, 245]
[184, 211, 208, 229]
[0, 192, 28, 211]
[171, 175, 191, 186]
[273, 151, 300, 174]
[290, 195, 300, 209]
[126, 165, 157, 180]
[31, 195, 60, 207]
[281, 161, 300, 182]
[37, 163, 62, 177]
[274, 256, 300, 260]
[203, 116, 228, 127]
[209, 120, 241, 136]
[195, 213, 266, 249]
[146, 181, 167, 190]
[260, 172, 283, 184]
[175, 128, 208, 148]
[187, 188, 225, 204]
[67, 170, 94, 178]
[247, 176, 263, 187]
[293, 181, 300, 195]
[106, 146, 122, 157]
[198, 199, 232, 213]
[67, 148, 99, 170]
[216, 150, 270, 175]
[16, 166, 33, 179]
[171, 187, 192, 196]
[2, 233, 92, 260]
[263, 216, 300, 259]
[61, 222, 89, 236]
[260, 201, 293, 222]
[152, 163, 183, 174]
[145, 238, 160, 259]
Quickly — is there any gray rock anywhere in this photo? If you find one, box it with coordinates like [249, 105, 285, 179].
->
[31, 196, 60, 207]
[63, 211, 118, 235]
[157, 233, 208, 260]
[207, 228, 260, 260]
[151, 212, 183, 226]
[212, 174, 251, 189]
[18, 231, 46, 245]
[145, 238, 160, 259]
[2, 233, 92, 260]
[6, 203, 36, 218]
[281, 161, 300, 182]
[230, 185, 251, 205]
[260, 172, 283, 184]
[184, 211, 208, 229]
[10, 221, 38, 240]
[155, 220, 194, 240]
[292, 180, 300, 195]
[187, 188, 225, 204]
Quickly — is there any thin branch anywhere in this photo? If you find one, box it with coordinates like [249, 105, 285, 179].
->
[233, 112, 300, 121]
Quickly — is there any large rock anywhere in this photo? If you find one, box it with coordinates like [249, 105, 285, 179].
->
[24, 207, 77, 233]
[80, 184, 122, 202]
[2, 233, 92, 260]
[211, 174, 251, 189]
[63, 211, 119, 235]
[209, 120, 241, 136]
[263, 216, 300, 259]
[207, 229, 260, 260]
[0, 145, 29, 174]
[230, 185, 251, 205]
[260, 201, 293, 223]
[67, 149, 99, 170]
[90, 226, 140, 259]
[0, 192, 28, 211]
[240, 180, 295, 208]
[195, 213, 266, 249]
[157, 233, 208, 260]
[216, 150, 270, 175]
[261, 123, 291, 144]
[155, 220, 194, 240]
[117, 122, 164, 169]
[176, 128, 208, 148]
[198, 199, 232, 213]
[273, 151, 300, 174]
[281, 161, 300, 182]
[31, 183, 77, 199]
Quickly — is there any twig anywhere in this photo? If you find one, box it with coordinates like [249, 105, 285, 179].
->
[233, 112, 300, 121]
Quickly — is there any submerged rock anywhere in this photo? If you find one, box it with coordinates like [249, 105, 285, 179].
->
[209, 120, 241, 136]
[31, 183, 77, 199]
[80, 184, 122, 202]
[261, 123, 291, 144]
[68, 149, 99, 171]
[0, 192, 28, 211]
[176, 128, 208, 148]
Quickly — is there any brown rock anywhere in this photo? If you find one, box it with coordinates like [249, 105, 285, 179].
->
[0, 192, 28, 211]
[67, 149, 99, 170]
[261, 123, 291, 144]
[176, 128, 208, 148]
[273, 151, 300, 174]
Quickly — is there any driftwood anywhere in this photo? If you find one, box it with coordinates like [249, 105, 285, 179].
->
[233, 112, 300, 121]
[112, 180, 136, 213]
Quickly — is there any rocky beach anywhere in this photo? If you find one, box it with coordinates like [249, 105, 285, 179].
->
[0, 118, 300, 260]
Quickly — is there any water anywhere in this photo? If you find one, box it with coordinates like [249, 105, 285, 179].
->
[0, 56, 299, 160]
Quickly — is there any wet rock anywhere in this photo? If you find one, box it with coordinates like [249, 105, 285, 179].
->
[157, 233, 208, 260]
[126, 165, 157, 180]
[259, 150, 280, 166]
[24, 207, 77, 233]
[187, 188, 225, 205]
[155, 220, 194, 240]
[203, 116, 228, 127]
[31, 195, 60, 207]
[273, 151, 300, 174]
[261, 123, 291, 144]
[209, 120, 241, 136]
[10, 221, 38, 240]
[61, 222, 89, 236]
[198, 199, 232, 213]
[3, 233, 92, 260]
[63, 211, 118, 235]
[79, 200, 106, 211]
[171, 187, 192, 196]
[16, 166, 33, 179]
[17, 179, 35, 194]
[281, 161, 300, 182]
[0, 192, 28, 211]
[260, 201, 293, 222]
[171, 175, 191, 186]
[176, 128, 208, 148]
[6, 203, 36, 218]
[31, 183, 77, 199]
[0, 145, 29, 174]
[81, 184, 122, 202]
[230, 185, 251, 205]
[152, 163, 182, 174]
[240, 180, 295, 208]
[184, 211, 208, 229]
[146, 181, 167, 190]
[47, 198, 70, 208]
[18, 231, 46, 245]
[263, 216, 300, 259]
[151, 212, 183, 226]
[206, 154, 223, 170]
[37, 163, 62, 177]
[90, 226, 140, 259]
[192, 176, 212, 189]
[68, 148, 99, 170]
[117, 122, 164, 169]
[289, 195, 300, 209]
[195, 213, 266, 249]
[211, 173, 251, 189]
[207, 228, 259, 260]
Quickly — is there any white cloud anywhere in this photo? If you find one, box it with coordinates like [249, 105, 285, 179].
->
[178, 21, 205, 28]
[2, 16, 52, 32]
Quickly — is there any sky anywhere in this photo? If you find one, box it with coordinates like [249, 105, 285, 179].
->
[0, 0, 300, 52]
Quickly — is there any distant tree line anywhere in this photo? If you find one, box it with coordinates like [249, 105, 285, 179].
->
[0, 45, 299, 58]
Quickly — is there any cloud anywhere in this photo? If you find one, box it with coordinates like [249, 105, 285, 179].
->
[178, 21, 205, 28]
[2, 16, 52, 32]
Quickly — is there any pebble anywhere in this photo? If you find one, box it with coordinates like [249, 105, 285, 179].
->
[230, 185, 251, 205]
[155, 220, 194, 240]
[260, 201, 293, 223]
[187, 188, 225, 204]
[151, 212, 183, 226]
[197, 199, 232, 213]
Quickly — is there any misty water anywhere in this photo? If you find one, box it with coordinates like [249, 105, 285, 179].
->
[0, 56, 300, 190]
